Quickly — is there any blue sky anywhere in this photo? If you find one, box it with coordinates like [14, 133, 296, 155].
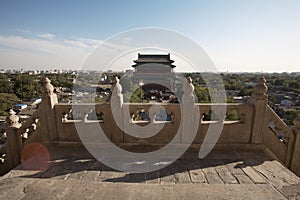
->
[0, 0, 299, 72]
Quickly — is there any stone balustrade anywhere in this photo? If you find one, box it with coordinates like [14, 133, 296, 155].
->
[263, 105, 295, 166]
[291, 115, 300, 176]
[0, 76, 300, 177]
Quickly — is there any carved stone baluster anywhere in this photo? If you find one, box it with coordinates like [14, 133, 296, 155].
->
[183, 77, 195, 103]
[5, 109, 22, 168]
[252, 77, 268, 99]
[111, 77, 124, 144]
[6, 109, 21, 128]
[182, 77, 196, 143]
[111, 77, 123, 108]
[251, 77, 268, 144]
[40, 77, 58, 141]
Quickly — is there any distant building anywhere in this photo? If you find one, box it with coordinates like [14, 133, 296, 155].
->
[132, 53, 176, 92]
[67, 77, 76, 83]
[14, 104, 27, 110]
[281, 97, 293, 107]
[30, 98, 42, 105]
[233, 96, 244, 103]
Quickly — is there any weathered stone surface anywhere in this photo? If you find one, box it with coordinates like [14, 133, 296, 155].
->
[0, 177, 289, 200]
[160, 166, 176, 184]
[242, 166, 266, 184]
[189, 167, 207, 183]
[145, 170, 160, 183]
[1, 148, 300, 199]
[235, 174, 254, 184]
[214, 160, 238, 184]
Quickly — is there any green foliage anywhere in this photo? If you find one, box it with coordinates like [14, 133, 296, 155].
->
[0, 74, 75, 100]
[226, 97, 235, 103]
[13, 74, 41, 100]
[274, 78, 286, 86]
[123, 92, 132, 103]
[95, 96, 106, 104]
[194, 85, 210, 103]
[284, 110, 298, 126]
[0, 93, 20, 115]
[45, 74, 73, 89]
[0, 74, 14, 93]
[129, 87, 144, 103]
[226, 110, 240, 121]
[184, 73, 205, 85]
[238, 87, 253, 96]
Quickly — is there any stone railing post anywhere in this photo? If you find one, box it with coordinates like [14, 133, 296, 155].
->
[250, 77, 268, 144]
[111, 77, 123, 144]
[182, 77, 196, 143]
[5, 109, 22, 168]
[111, 77, 123, 109]
[40, 77, 58, 142]
[290, 115, 300, 177]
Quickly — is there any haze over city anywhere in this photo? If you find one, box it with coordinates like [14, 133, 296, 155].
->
[0, 0, 299, 72]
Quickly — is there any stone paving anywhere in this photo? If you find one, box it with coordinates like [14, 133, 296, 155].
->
[1, 147, 300, 199]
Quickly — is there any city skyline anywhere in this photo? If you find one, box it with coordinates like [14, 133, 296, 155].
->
[0, 0, 299, 72]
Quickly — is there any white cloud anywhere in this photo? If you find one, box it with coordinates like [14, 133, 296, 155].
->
[36, 33, 55, 39]
[64, 38, 102, 49]
[0, 35, 101, 69]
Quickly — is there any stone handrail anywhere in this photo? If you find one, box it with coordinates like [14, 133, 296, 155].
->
[1, 76, 300, 178]
[18, 107, 40, 140]
[198, 103, 251, 123]
[0, 77, 56, 175]
[52, 102, 254, 146]
[265, 105, 294, 145]
[263, 105, 295, 167]
[0, 109, 22, 174]
[0, 107, 41, 175]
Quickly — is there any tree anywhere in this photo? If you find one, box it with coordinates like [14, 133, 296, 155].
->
[13, 74, 41, 100]
[284, 110, 298, 126]
[45, 74, 73, 89]
[0, 93, 20, 115]
[194, 85, 210, 103]
[274, 79, 285, 86]
[119, 75, 133, 93]
[129, 87, 144, 103]
[238, 87, 253, 96]
[0, 74, 13, 93]
[226, 110, 240, 121]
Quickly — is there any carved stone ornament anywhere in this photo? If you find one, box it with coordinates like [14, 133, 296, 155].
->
[253, 76, 268, 96]
[183, 76, 194, 101]
[43, 77, 54, 96]
[6, 109, 21, 128]
[112, 77, 122, 97]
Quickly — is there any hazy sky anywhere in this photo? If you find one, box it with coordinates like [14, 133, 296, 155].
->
[0, 0, 299, 72]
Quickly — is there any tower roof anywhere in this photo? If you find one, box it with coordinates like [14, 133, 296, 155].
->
[132, 53, 176, 68]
